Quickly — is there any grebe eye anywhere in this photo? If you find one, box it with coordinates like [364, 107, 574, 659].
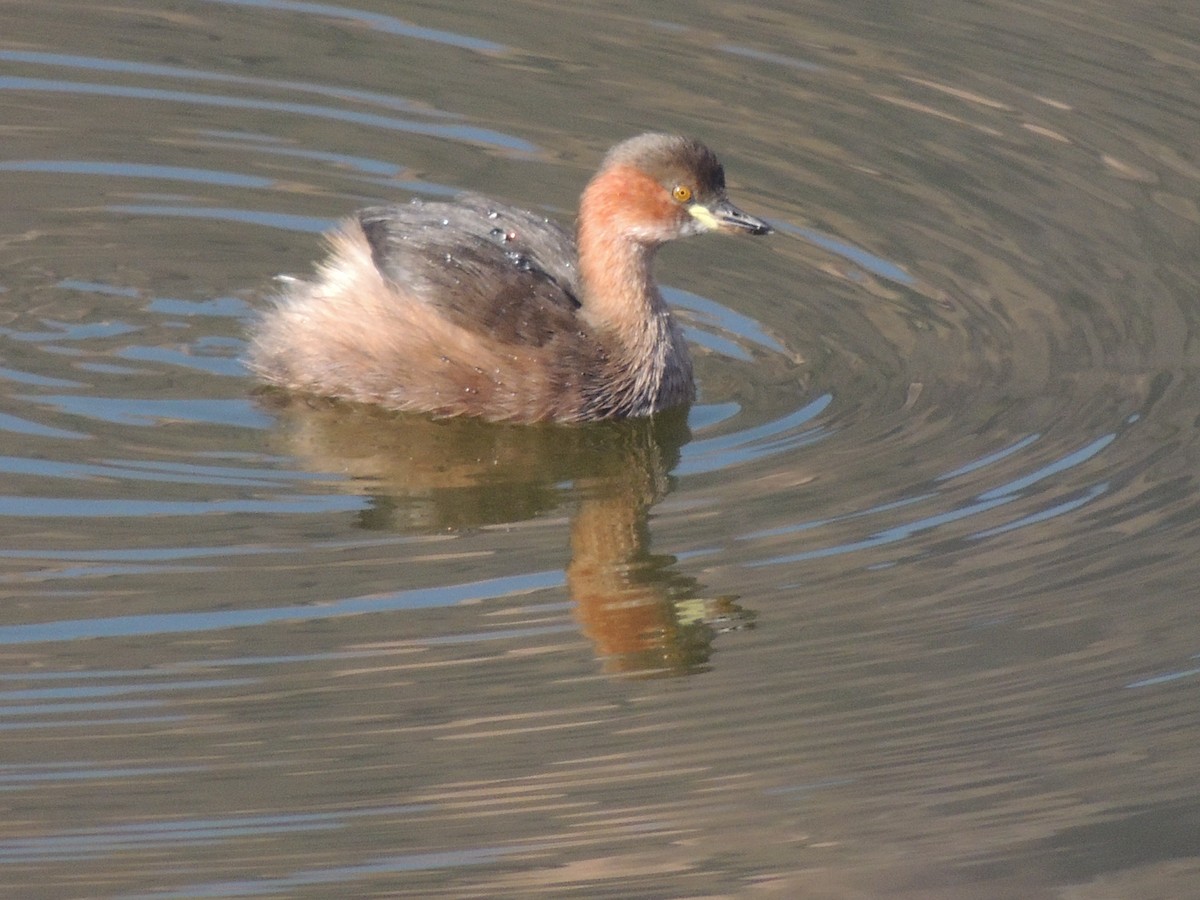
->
[672, 184, 693, 203]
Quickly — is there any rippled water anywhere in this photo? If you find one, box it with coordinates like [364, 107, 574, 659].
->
[3, 1, 1200, 896]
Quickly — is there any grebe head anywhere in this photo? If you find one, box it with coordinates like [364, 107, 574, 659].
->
[580, 133, 772, 246]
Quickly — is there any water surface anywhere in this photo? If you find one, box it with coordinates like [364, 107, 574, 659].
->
[2, 1, 1200, 896]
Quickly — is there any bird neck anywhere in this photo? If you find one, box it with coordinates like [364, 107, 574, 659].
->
[576, 166, 670, 342]
[575, 168, 694, 415]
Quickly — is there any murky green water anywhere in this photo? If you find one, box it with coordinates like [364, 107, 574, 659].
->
[2, 1, 1199, 896]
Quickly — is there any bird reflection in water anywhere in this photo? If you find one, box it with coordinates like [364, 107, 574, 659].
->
[262, 396, 754, 675]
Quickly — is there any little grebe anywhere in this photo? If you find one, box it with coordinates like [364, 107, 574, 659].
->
[248, 133, 771, 423]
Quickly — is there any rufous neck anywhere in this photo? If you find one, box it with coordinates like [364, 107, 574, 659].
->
[576, 166, 666, 335]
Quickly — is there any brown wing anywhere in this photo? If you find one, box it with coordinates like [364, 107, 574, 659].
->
[357, 197, 584, 348]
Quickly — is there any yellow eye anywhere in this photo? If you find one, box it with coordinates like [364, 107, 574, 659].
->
[672, 184, 693, 203]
